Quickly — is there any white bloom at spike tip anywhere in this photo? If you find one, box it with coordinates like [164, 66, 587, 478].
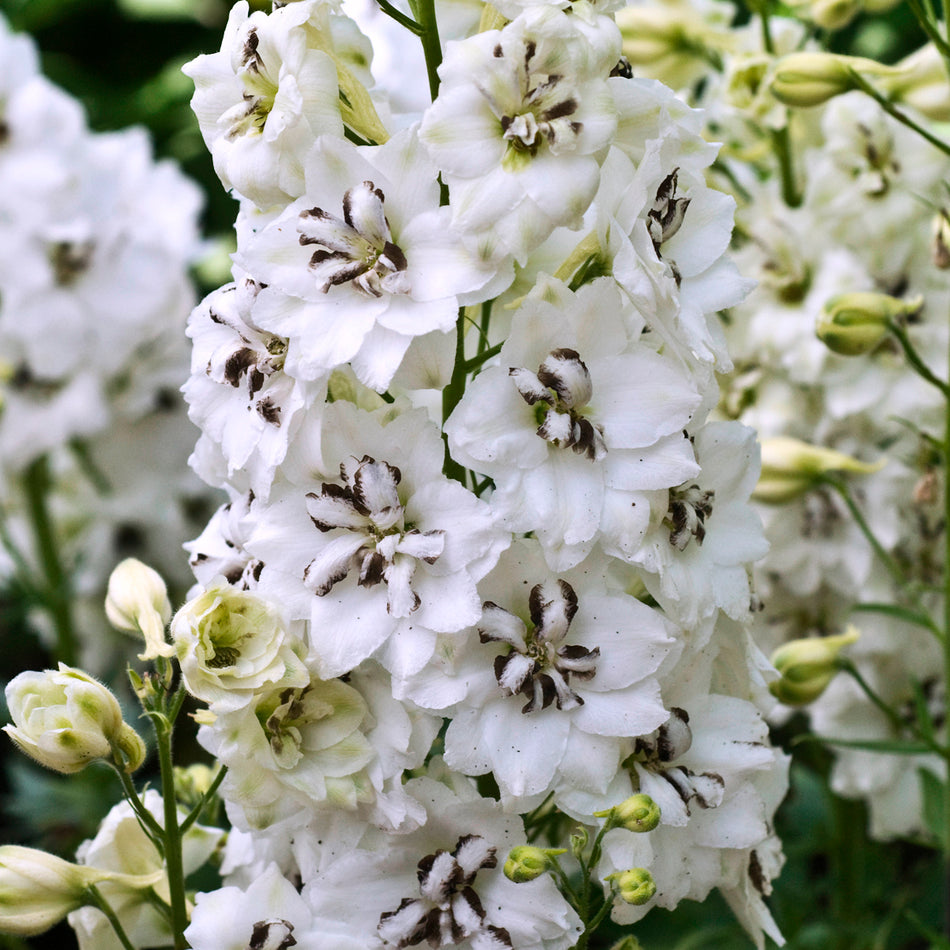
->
[446, 275, 700, 570]
[182, 0, 347, 210]
[236, 130, 505, 391]
[244, 400, 509, 679]
[303, 776, 583, 950]
[419, 6, 620, 264]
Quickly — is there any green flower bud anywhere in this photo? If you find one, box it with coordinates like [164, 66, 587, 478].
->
[880, 43, 950, 122]
[817, 292, 921, 355]
[933, 211, 950, 269]
[608, 938, 643, 950]
[3, 664, 145, 775]
[594, 794, 661, 833]
[570, 826, 589, 858]
[503, 846, 566, 883]
[605, 868, 657, 906]
[770, 52, 865, 107]
[792, 0, 862, 30]
[0, 845, 161, 936]
[769, 626, 860, 705]
[105, 558, 174, 661]
[754, 436, 885, 504]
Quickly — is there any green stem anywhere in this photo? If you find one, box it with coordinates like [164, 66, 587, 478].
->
[86, 885, 138, 950]
[943, 319, 950, 939]
[180, 765, 228, 835]
[442, 310, 468, 484]
[888, 320, 950, 398]
[156, 716, 189, 950]
[114, 767, 166, 857]
[407, 0, 442, 101]
[23, 455, 77, 666]
[848, 69, 950, 160]
[463, 340, 503, 374]
[822, 476, 909, 591]
[374, 0, 424, 34]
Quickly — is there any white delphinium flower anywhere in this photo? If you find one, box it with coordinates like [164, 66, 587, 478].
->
[187, 490, 264, 590]
[303, 776, 583, 950]
[446, 275, 700, 570]
[633, 421, 768, 628]
[185, 275, 318, 497]
[419, 6, 620, 264]
[559, 692, 788, 949]
[67, 792, 223, 950]
[199, 658, 439, 831]
[237, 130, 503, 391]
[172, 581, 310, 711]
[187, 863, 345, 950]
[247, 400, 509, 678]
[400, 540, 675, 805]
[183, 0, 348, 210]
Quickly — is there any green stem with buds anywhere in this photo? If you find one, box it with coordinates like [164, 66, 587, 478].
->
[86, 885, 138, 950]
[847, 69, 950, 161]
[23, 455, 77, 666]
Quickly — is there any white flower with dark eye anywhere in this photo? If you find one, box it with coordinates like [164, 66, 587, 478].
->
[419, 7, 619, 263]
[446, 275, 700, 570]
[184, 276, 318, 496]
[400, 540, 675, 806]
[303, 777, 582, 950]
[182, 0, 346, 209]
[237, 131, 503, 391]
[245, 401, 509, 678]
[633, 421, 768, 629]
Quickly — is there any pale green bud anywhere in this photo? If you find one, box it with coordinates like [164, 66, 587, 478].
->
[607, 938, 643, 950]
[817, 292, 921, 356]
[790, 0, 862, 30]
[4, 664, 145, 774]
[880, 44, 950, 121]
[105, 558, 174, 661]
[173, 763, 218, 810]
[503, 846, 566, 883]
[754, 436, 886, 504]
[770, 52, 867, 107]
[933, 210, 950, 269]
[594, 794, 661, 833]
[605, 868, 657, 906]
[0, 845, 161, 936]
[769, 626, 860, 705]
[570, 826, 589, 858]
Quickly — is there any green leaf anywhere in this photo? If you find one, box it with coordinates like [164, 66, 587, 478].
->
[849, 601, 940, 634]
[918, 767, 946, 846]
[793, 734, 933, 755]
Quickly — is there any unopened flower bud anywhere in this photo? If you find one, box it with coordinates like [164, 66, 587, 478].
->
[769, 626, 860, 705]
[0, 845, 160, 936]
[605, 868, 657, 906]
[607, 938, 643, 950]
[503, 846, 566, 883]
[770, 52, 864, 107]
[816, 292, 921, 355]
[594, 794, 661, 833]
[792, 0, 862, 30]
[933, 211, 950, 269]
[4, 665, 146, 774]
[754, 437, 886, 504]
[570, 826, 589, 858]
[881, 44, 950, 121]
[105, 558, 174, 661]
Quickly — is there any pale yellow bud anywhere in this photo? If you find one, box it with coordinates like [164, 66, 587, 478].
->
[770, 52, 869, 107]
[105, 558, 174, 661]
[0, 846, 160, 936]
[769, 626, 860, 705]
[503, 846, 566, 883]
[605, 868, 657, 906]
[881, 44, 950, 121]
[816, 291, 921, 356]
[933, 211, 950, 269]
[4, 664, 145, 774]
[754, 437, 885, 504]
[594, 794, 661, 833]
[790, 0, 862, 30]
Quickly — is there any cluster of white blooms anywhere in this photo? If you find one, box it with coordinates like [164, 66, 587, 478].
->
[176, 0, 790, 945]
[0, 15, 216, 663]
[614, 0, 950, 840]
